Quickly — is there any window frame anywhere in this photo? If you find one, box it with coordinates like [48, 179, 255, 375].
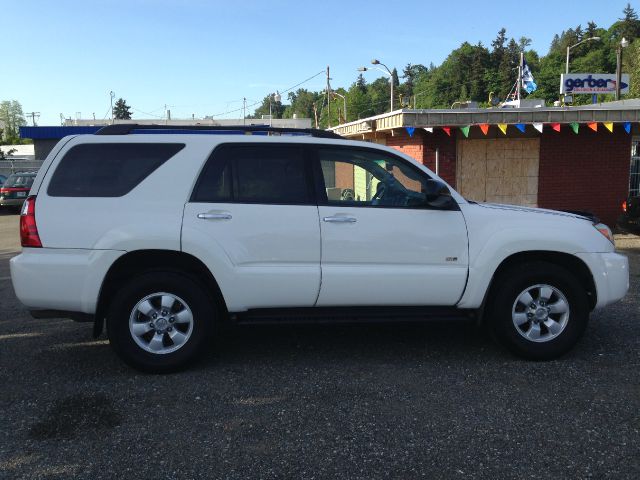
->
[310, 144, 459, 211]
[190, 142, 317, 206]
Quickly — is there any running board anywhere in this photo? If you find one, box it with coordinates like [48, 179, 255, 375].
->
[230, 306, 477, 325]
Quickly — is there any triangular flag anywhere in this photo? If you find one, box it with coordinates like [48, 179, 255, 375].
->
[424, 127, 433, 133]
[442, 127, 451, 136]
[551, 123, 561, 132]
[533, 123, 543, 133]
[479, 124, 489, 135]
[460, 126, 470, 138]
[498, 124, 508, 135]
[570, 122, 579, 134]
[624, 122, 631, 134]
[604, 122, 613, 133]
[587, 122, 598, 132]
[515, 123, 526, 133]
[406, 127, 415, 137]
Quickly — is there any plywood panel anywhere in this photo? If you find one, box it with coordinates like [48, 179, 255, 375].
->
[457, 138, 540, 206]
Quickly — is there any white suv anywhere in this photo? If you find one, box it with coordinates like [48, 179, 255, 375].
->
[10, 125, 629, 372]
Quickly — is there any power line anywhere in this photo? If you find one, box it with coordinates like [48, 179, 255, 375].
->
[208, 70, 325, 118]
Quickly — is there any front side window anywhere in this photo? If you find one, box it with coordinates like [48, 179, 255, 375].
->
[192, 144, 311, 204]
[317, 148, 432, 208]
[48, 143, 185, 197]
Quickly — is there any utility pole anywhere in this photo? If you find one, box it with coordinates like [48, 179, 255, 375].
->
[326, 65, 332, 128]
[26, 112, 40, 126]
[110, 91, 115, 124]
[243, 97, 246, 125]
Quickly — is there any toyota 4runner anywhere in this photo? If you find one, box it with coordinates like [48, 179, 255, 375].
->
[10, 125, 629, 372]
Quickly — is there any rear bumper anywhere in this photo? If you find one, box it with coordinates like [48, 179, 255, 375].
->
[0, 198, 25, 207]
[10, 248, 124, 314]
[575, 252, 629, 309]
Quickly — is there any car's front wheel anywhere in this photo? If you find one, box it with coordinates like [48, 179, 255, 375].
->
[488, 262, 589, 360]
[106, 271, 215, 372]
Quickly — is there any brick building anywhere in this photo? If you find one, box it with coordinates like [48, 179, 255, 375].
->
[331, 103, 640, 226]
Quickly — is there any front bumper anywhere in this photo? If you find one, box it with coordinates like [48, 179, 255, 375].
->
[575, 252, 629, 309]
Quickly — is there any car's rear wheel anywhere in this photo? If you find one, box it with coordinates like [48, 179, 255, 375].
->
[107, 271, 214, 373]
[487, 262, 589, 360]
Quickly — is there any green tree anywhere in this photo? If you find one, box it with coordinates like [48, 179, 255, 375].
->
[252, 94, 285, 120]
[0, 100, 26, 143]
[113, 98, 132, 120]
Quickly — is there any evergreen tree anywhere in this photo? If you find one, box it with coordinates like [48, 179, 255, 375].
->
[113, 98, 132, 120]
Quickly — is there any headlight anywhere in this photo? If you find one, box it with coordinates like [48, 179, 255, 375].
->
[594, 222, 614, 245]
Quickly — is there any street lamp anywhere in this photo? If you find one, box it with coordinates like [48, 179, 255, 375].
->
[616, 37, 630, 101]
[358, 58, 395, 111]
[269, 91, 281, 126]
[330, 91, 347, 123]
[565, 36, 601, 74]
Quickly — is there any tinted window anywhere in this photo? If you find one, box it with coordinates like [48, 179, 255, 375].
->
[192, 144, 310, 204]
[48, 143, 185, 197]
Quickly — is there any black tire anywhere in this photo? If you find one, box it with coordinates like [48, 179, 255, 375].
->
[487, 261, 589, 360]
[106, 271, 215, 373]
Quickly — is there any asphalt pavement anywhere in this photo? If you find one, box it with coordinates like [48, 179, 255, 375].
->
[1, 210, 639, 479]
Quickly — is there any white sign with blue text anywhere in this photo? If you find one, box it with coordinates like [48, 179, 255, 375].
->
[560, 73, 630, 94]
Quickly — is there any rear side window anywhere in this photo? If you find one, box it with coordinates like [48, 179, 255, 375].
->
[192, 144, 311, 204]
[47, 143, 185, 197]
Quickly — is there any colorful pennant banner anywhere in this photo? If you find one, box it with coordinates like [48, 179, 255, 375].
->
[431, 122, 635, 136]
[406, 127, 415, 137]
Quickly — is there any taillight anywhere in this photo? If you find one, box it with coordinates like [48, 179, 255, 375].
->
[622, 200, 627, 213]
[20, 196, 42, 248]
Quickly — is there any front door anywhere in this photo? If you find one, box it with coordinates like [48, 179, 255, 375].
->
[314, 146, 469, 307]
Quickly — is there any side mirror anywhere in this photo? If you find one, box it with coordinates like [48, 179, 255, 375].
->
[423, 179, 456, 209]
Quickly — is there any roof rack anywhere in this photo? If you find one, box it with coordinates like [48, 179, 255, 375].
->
[94, 124, 344, 139]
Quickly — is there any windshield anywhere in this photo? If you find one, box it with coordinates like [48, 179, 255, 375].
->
[3, 174, 35, 188]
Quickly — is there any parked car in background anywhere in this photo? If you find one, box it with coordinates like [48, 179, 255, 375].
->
[0, 172, 37, 212]
[0, 174, 7, 187]
[619, 195, 640, 231]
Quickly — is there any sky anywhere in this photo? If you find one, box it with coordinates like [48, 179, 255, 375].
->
[4, 0, 634, 125]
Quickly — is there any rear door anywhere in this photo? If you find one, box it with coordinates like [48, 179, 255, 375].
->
[182, 143, 321, 312]
[314, 146, 469, 306]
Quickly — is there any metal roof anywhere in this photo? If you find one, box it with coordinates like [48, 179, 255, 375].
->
[330, 104, 640, 138]
[20, 126, 102, 139]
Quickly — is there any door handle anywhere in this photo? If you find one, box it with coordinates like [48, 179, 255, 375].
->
[323, 216, 357, 223]
[197, 212, 232, 220]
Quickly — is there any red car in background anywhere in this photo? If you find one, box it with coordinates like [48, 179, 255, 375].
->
[0, 172, 37, 212]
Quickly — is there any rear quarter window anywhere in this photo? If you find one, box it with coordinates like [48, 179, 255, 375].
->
[47, 143, 185, 197]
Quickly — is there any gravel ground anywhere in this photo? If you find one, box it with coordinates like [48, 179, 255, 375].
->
[0, 210, 639, 479]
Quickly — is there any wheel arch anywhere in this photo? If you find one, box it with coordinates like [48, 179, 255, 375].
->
[94, 249, 228, 337]
[482, 251, 597, 317]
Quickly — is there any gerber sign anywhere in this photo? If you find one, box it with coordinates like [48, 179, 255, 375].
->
[561, 73, 630, 94]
